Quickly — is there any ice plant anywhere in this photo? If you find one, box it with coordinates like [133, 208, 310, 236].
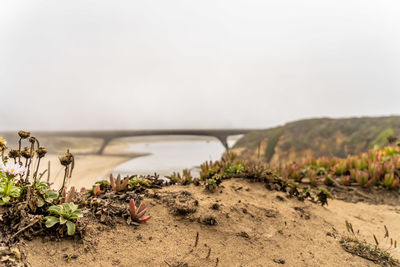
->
[93, 185, 104, 196]
[61, 186, 76, 203]
[129, 199, 151, 223]
[109, 173, 129, 192]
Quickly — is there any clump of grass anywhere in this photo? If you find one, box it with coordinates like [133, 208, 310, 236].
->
[341, 221, 400, 266]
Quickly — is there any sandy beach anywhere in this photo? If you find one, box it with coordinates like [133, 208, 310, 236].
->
[35, 139, 148, 189]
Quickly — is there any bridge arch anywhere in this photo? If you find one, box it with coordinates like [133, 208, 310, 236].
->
[98, 134, 230, 155]
[30, 129, 256, 155]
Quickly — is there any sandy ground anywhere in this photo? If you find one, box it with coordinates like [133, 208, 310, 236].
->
[23, 178, 400, 267]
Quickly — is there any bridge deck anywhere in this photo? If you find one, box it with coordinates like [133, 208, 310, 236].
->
[1, 129, 259, 154]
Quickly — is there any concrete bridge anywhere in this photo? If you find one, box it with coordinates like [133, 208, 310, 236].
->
[28, 129, 256, 154]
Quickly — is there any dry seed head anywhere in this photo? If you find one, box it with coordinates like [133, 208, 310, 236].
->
[59, 150, 73, 166]
[18, 130, 30, 139]
[29, 136, 37, 144]
[36, 147, 48, 158]
[21, 147, 34, 159]
[0, 137, 7, 150]
[59, 156, 71, 166]
[8, 149, 20, 159]
[0, 144, 7, 152]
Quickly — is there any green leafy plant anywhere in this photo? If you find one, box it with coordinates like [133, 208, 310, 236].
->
[129, 177, 151, 187]
[0, 175, 21, 205]
[35, 181, 58, 207]
[44, 203, 83, 235]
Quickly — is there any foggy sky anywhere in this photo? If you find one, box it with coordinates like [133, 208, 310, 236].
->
[1, 0, 400, 131]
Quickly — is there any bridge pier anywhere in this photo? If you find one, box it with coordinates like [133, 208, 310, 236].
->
[216, 135, 230, 152]
[98, 138, 112, 155]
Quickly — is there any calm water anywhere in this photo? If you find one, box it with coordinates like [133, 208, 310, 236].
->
[112, 136, 241, 177]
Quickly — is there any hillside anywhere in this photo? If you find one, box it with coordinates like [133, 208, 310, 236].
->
[232, 116, 400, 165]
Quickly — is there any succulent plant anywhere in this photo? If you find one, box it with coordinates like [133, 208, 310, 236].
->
[109, 174, 129, 192]
[93, 185, 104, 196]
[323, 175, 335, 186]
[383, 173, 399, 189]
[205, 178, 218, 192]
[129, 199, 151, 223]
[355, 170, 369, 186]
[60, 186, 76, 203]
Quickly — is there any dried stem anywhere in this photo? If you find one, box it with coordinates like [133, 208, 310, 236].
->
[59, 165, 70, 196]
[46, 160, 50, 183]
[33, 157, 41, 183]
[18, 138, 22, 164]
[194, 232, 199, 247]
[7, 218, 40, 243]
[25, 141, 35, 183]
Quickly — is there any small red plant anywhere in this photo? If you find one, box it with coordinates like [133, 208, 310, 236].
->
[93, 185, 104, 196]
[129, 199, 151, 223]
[61, 186, 75, 203]
[109, 174, 129, 192]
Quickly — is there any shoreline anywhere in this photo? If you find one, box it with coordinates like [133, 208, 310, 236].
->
[37, 141, 150, 189]
[38, 153, 140, 189]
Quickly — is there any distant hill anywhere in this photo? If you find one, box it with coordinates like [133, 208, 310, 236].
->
[232, 116, 400, 165]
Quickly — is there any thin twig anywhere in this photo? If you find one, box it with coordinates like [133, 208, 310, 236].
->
[164, 260, 172, 266]
[194, 232, 199, 247]
[38, 169, 48, 180]
[7, 219, 40, 242]
[206, 247, 211, 259]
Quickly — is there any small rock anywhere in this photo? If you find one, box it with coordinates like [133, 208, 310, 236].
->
[211, 203, 220, 210]
[237, 231, 250, 239]
[273, 258, 285, 264]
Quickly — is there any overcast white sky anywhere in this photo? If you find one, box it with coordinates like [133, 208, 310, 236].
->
[1, 0, 399, 131]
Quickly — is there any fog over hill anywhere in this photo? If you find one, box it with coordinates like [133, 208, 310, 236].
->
[233, 116, 400, 164]
[1, 0, 400, 130]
